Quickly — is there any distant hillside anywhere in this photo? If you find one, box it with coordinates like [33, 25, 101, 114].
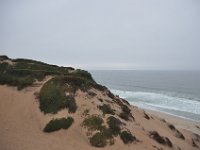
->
[0, 55, 199, 150]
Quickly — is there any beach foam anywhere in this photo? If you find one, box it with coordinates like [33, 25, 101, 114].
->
[111, 89, 200, 121]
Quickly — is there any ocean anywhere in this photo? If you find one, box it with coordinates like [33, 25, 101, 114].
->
[90, 70, 200, 122]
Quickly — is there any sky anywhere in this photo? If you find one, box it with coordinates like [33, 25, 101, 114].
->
[0, 0, 200, 70]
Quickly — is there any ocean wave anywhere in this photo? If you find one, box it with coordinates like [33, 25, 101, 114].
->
[111, 89, 200, 116]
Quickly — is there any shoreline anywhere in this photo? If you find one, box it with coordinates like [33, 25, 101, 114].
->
[144, 108, 200, 135]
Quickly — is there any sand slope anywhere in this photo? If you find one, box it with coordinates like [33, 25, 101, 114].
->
[0, 79, 200, 150]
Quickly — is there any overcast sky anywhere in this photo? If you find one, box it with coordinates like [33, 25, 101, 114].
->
[1, 0, 200, 70]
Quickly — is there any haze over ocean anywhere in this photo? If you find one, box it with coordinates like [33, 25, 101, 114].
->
[91, 70, 200, 121]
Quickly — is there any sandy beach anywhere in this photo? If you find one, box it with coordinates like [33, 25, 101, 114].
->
[146, 109, 200, 136]
[0, 82, 199, 150]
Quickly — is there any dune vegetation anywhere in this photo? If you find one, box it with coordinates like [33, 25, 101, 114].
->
[43, 117, 74, 132]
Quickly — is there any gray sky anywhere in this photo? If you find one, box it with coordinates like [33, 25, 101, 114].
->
[1, 0, 200, 70]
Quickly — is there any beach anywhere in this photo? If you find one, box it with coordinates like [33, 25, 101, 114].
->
[146, 109, 200, 136]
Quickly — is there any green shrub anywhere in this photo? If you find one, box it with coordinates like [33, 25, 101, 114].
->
[0, 62, 10, 73]
[39, 76, 78, 114]
[107, 116, 122, 136]
[119, 104, 131, 121]
[149, 131, 173, 147]
[121, 105, 131, 115]
[87, 91, 97, 97]
[101, 128, 113, 139]
[93, 84, 107, 91]
[62, 75, 93, 92]
[99, 104, 115, 115]
[144, 112, 150, 120]
[120, 131, 136, 144]
[89, 127, 116, 147]
[168, 124, 176, 130]
[66, 96, 77, 113]
[39, 77, 68, 113]
[82, 115, 104, 131]
[0, 63, 35, 89]
[121, 98, 130, 105]
[17, 76, 35, 90]
[39, 75, 108, 114]
[83, 115, 117, 147]
[165, 137, 173, 147]
[0, 56, 107, 94]
[43, 117, 74, 132]
[107, 90, 115, 99]
[90, 132, 107, 147]
[0, 55, 9, 60]
[175, 130, 185, 140]
[149, 131, 165, 144]
[0, 56, 75, 90]
[82, 109, 89, 116]
[192, 139, 199, 148]
[119, 112, 129, 121]
[98, 98, 103, 102]
[167, 123, 185, 140]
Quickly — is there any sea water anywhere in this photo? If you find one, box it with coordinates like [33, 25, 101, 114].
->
[91, 70, 200, 121]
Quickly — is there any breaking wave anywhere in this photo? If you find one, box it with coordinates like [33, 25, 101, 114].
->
[111, 89, 200, 118]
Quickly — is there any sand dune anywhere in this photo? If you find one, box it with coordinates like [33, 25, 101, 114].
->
[0, 78, 200, 150]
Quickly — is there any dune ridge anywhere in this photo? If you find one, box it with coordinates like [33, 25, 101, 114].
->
[0, 56, 200, 150]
